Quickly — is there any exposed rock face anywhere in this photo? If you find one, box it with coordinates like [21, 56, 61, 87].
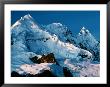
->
[11, 71, 23, 77]
[30, 56, 38, 63]
[63, 67, 73, 77]
[36, 70, 56, 77]
[30, 53, 58, 64]
[37, 53, 56, 63]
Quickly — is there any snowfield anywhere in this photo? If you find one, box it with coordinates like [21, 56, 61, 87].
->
[16, 63, 64, 76]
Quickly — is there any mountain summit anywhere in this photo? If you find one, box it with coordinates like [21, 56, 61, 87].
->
[79, 27, 90, 35]
[76, 27, 100, 62]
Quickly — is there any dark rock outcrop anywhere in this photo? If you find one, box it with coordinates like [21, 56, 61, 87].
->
[11, 70, 56, 77]
[11, 71, 25, 77]
[30, 53, 59, 65]
[30, 56, 38, 63]
[63, 67, 73, 77]
[36, 70, 56, 77]
[37, 53, 56, 63]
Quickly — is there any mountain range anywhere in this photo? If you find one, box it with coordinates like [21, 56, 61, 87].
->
[11, 14, 100, 77]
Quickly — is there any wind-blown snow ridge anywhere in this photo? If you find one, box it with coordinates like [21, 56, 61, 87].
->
[11, 21, 21, 29]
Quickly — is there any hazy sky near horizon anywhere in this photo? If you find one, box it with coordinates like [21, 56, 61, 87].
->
[11, 11, 100, 40]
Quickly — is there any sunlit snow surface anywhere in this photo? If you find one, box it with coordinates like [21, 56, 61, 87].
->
[11, 14, 100, 77]
[16, 63, 64, 76]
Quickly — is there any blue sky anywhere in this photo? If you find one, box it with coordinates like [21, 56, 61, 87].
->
[11, 11, 100, 40]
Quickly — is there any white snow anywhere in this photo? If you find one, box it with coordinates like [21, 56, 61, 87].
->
[31, 22, 38, 28]
[80, 64, 100, 77]
[11, 21, 21, 29]
[23, 14, 32, 19]
[16, 63, 64, 76]
[58, 58, 99, 77]
[52, 23, 63, 26]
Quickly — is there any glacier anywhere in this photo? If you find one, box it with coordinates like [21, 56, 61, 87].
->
[11, 14, 100, 77]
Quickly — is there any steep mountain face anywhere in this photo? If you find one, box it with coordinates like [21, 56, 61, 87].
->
[41, 23, 76, 44]
[11, 14, 99, 77]
[75, 27, 100, 62]
[41, 23, 99, 62]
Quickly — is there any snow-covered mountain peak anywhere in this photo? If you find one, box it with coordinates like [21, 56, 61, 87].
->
[82, 27, 85, 29]
[19, 14, 33, 21]
[11, 14, 40, 31]
[11, 14, 33, 29]
[46, 23, 64, 30]
[79, 27, 90, 35]
[75, 26, 100, 62]
[19, 14, 35, 24]
[23, 14, 32, 19]
[52, 23, 63, 26]
[77, 27, 98, 45]
[41, 22, 76, 44]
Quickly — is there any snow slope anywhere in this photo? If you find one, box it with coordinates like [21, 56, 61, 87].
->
[16, 63, 64, 77]
[57, 58, 99, 77]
